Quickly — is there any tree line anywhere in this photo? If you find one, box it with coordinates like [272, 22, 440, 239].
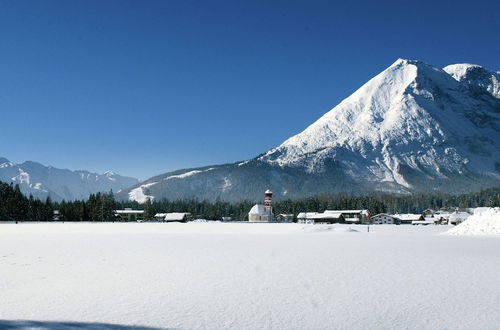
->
[0, 181, 498, 221]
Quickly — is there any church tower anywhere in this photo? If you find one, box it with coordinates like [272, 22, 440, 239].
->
[264, 189, 273, 219]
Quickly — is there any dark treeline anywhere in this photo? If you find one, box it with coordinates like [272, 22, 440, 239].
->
[1, 181, 499, 221]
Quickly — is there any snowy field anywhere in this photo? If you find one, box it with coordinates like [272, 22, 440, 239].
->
[1, 222, 499, 330]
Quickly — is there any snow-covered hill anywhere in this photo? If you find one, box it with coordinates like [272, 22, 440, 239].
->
[0, 157, 139, 201]
[120, 59, 500, 202]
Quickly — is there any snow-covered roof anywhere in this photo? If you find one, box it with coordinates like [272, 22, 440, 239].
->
[164, 213, 190, 221]
[115, 209, 144, 214]
[249, 204, 268, 216]
[325, 210, 369, 215]
[297, 212, 319, 219]
[297, 212, 342, 220]
[393, 214, 423, 221]
[265, 189, 272, 194]
[371, 213, 396, 218]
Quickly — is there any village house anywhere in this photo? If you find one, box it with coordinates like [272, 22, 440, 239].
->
[276, 214, 294, 222]
[412, 217, 438, 225]
[370, 213, 398, 224]
[433, 211, 452, 224]
[448, 211, 470, 225]
[334, 210, 370, 223]
[297, 211, 345, 224]
[114, 208, 145, 222]
[154, 212, 191, 222]
[393, 214, 424, 224]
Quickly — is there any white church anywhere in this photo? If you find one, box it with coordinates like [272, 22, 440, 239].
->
[248, 189, 274, 222]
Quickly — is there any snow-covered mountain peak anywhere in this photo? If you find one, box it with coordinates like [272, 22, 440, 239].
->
[261, 60, 448, 161]
[119, 59, 499, 202]
[0, 157, 14, 168]
[443, 63, 483, 78]
[444, 63, 499, 98]
[259, 59, 499, 187]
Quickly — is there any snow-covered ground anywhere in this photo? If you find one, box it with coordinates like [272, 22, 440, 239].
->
[1, 222, 499, 329]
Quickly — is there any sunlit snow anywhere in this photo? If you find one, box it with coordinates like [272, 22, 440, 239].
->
[1, 222, 499, 329]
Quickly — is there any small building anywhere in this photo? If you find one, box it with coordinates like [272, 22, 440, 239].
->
[297, 211, 345, 224]
[327, 210, 370, 223]
[412, 217, 437, 225]
[297, 212, 319, 223]
[276, 214, 294, 222]
[53, 210, 61, 221]
[433, 211, 452, 224]
[448, 211, 470, 225]
[249, 204, 272, 222]
[115, 208, 145, 221]
[423, 209, 435, 217]
[393, 214, 424, 224]
[154, 213, 168, 221]
[371, 213, 398, 224]
[248, 189, 274, 222]
[154, 212, 191, 222]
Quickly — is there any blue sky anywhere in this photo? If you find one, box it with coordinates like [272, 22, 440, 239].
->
[1, 0, 498, 180]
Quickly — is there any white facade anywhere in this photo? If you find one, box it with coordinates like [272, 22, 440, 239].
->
[248, 204, 272, 222]
[393, 214, 424, 224]
[371, 214, 396, 224]
[115, 208, 145, 221]
[296, 211, 344, 223]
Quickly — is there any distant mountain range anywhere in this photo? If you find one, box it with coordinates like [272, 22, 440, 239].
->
[0, 157, 138, 201]
[118, 59, 500, 202]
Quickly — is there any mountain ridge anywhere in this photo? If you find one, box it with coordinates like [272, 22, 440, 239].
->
[117, 59, 499, 202]
[0, 157, 139, 201]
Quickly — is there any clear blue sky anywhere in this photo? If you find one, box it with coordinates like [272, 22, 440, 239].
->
[1, 0, 498, 180]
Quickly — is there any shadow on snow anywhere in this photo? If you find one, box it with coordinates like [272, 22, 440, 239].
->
[0, 320, 176, 330]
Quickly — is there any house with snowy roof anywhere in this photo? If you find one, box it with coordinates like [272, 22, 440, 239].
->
[330, 210, 370, 223]
[276, 214, 294, 222]
[154, 212, 191, 222]
[448, 211, 470, 225]
[371, 213, 398, 224]
[297, 211, 345, 224]
[412, 217, 437, 225]
[393, 214, 424, 224]
[114, 208, 145, 221]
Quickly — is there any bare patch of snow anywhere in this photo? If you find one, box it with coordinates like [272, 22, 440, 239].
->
[128, 182, 157, 203]
[165, 168, 215, 180]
